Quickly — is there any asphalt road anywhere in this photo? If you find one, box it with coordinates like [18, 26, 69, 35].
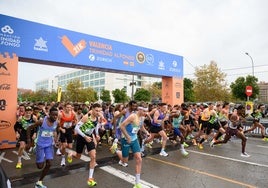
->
[1, 136, 268, 188]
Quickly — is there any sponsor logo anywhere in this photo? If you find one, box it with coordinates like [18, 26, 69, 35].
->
[136, 52, 145, 64]
[0, 62, 8, 70]
[158, 60, 165, 70]
[0, 84, 11, 90]
[34, 37, 48, 52]
[0, 99, 7, 111]
[0, 120, 11, 129]
[146, 54, 154, 66]
[169, 60, 181, 73]
[89, 54, 95, 61]
[1, 25, 14, 34]
[0, 25, 21, 48]
[61, 35, 86, 57]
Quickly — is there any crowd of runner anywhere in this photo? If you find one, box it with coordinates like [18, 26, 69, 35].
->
[14, 100, 268, 188]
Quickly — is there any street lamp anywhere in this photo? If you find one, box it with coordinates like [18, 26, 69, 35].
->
[245, 52, 254, 77]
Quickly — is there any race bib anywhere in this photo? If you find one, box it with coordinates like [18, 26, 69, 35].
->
[41, 130, 53, 137]
[63, 122, 72, 128]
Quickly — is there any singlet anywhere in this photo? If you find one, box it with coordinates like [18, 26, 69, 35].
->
[21, 115, 35, 130]
[60, 111, 75, 128]
[172, 114, 184, 128]
[201, 109, 211, 121]
[36, 116, 57, 147]
[151, 110, 165, 127]
[124, 116, 144, 141]
[78, 117, 98, 136]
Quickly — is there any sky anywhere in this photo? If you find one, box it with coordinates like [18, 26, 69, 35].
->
[1, 0, 268, 90]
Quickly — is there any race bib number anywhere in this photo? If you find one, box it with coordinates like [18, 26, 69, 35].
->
[63, 122, 72, 128]
[132, 127, 139, 134]
[41, 130, 53, 137]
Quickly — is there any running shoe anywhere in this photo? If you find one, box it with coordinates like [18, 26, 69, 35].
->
[159, 150, 169, 157]
[67, 152, 73, 163]
[35, 181, 47, 188]
[109, 143, 118, 154]
[133, 183, 142, 188]
[16, 162, 22, 169]
[180, 149, 189, 157]
[145, 143, 152, 149]
[210, 139, 215, 148]
[262, 137, 268, 141]
[87, 178, 97, 187]
[56, 148, 62, 156]
[118, 160, 128, 167]
[183, 142, 189, 148]
[61, 158, 66, 166]
[197, 143, 203, 150]
[241, 152, 250, 157]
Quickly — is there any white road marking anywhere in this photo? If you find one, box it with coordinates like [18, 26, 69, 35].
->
[256, 145, 268, 149]
[188, 150, 268, 168]
[66, 148, 91, 162]
[0, 152, 13, 163]
[100, 165, 160, 188]
[12, 151, 31, 160]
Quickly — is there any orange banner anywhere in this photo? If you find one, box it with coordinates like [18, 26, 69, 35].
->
[162, 76, 183, 106]
[0, 52, 18, 149]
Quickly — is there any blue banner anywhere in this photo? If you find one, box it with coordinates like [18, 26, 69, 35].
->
[0, 14, 183, 77]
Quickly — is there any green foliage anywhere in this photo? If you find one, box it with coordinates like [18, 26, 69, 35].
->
[112, 88, 128, 103]
[184, 78, 195, 102]
[145, 82, 162, 101]
[193, 61, 231, 102]
[100, 89, 111, 102]
[134, 88, 151, 102]
[230, 75, 259, 101]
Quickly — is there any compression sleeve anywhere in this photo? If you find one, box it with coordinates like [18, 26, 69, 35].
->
[75, 121, 86, 138]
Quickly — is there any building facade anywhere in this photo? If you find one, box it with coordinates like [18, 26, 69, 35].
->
[35, 69, 161, 101]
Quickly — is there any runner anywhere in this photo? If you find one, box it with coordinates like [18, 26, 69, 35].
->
[67, 103, 101, 187]
[14, 106, 38, 169]
[244, 104, 268, 141]
[120, 104, 149, 188]
[210, 113, 250, 157]
[26, 106, 59, 188]
[58, 102, 77, 166]
[144, 103, 170, 157]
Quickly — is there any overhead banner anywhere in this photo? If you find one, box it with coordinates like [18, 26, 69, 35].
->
[0, 52, 18, 149]
[0, 14, 183, 78]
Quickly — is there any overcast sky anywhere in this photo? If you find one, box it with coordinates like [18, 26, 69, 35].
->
[1, 0, 268, 90]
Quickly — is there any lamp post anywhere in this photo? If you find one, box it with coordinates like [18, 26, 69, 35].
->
[245, 52, 254, 77]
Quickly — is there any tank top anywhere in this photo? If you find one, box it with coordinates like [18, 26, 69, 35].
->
[151, 110, 165, 127]
[36, 116, 57, 148]
[125, 116, 144, 141]
[79, 117, 98, 136]
[60, 111, 74, 128]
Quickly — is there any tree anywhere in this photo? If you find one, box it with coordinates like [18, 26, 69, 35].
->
[134, 88, 151, 102]
[184, 78, 195, 102]
[79, 87, 98, 103]
[193, 61, 231, 102]
[100, 89, 111, 103]
[64, 79, 83, 102]
[146, 82, 162, 101]
[112, 88, 129, 103]
[230, 75, 259, 101]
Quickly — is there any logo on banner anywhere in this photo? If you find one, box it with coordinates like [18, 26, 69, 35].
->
[146, 54, 154, 66]
[0, 62, 8, 70]
[169, 60, 181, 73]
[61, 35, 86, 57]
[0, 84, 11, 90]
[158, 60, 165, 70]
[0, 25, 21, 48]
[136, 52, 145, 64]
[34, 37, 48, 52]
[0, 99, 7, 111]
[0, 120, 11, 129]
